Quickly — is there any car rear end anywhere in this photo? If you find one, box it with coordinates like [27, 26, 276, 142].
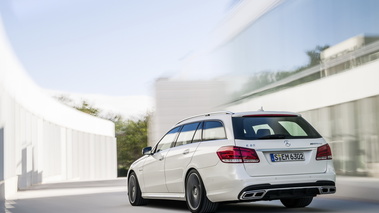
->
[204, 111, 336, 203]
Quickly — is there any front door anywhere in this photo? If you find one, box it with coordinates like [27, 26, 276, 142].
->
[142, 126, 180, 193]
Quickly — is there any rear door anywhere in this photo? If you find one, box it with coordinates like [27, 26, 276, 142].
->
[164, 122, 202, 193]
[232, 115, 328, 177]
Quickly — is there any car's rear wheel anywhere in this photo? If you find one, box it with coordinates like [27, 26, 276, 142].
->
[280, 197, 313, 208]
[128, 172, 148, 206]
[185, 170, 218, 213]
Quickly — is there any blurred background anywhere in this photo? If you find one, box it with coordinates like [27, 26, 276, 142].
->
[150, 0, 379, 178]
[1, 0, 379, 203]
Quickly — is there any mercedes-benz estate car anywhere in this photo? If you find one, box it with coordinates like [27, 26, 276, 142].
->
[127, 111, 336, 213]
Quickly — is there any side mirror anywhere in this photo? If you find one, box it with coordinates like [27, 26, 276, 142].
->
[142, 147, 152, 155]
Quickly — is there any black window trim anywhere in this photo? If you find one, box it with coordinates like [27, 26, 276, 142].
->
[202, 119, 227, 141]
[191, 121, 204, 144]
[153, 119, 228, 153]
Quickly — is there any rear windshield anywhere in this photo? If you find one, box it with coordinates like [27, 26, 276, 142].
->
[232, 116, 321, 140]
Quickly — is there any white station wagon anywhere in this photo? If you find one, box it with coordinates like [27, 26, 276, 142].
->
[127, 111, 336, 213]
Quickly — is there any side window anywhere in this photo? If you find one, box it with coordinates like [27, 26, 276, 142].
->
[156, 127, 180, 152]
[203, 121, 226, 141]
[175, 122, 200, 147]
[192, 122, 203, 143]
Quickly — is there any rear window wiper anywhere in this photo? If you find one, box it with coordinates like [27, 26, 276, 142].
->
[258, 134, 287, 139]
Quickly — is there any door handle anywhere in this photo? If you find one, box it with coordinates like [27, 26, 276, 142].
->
[183, 149, 190, 155]
[158, 156, 164, 161]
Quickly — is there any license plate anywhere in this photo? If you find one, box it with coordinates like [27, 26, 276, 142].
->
[270, 153, 305, 162]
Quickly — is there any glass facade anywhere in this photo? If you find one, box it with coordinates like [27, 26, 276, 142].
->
[302, 95, 379, 176]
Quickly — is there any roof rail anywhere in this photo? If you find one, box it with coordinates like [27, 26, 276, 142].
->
[176, 111, 234, 125]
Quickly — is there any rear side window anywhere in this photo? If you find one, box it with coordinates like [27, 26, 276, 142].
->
[175, 122, 201, 146]
[232, 116, 321, 140]
[203, 121, 227, 141]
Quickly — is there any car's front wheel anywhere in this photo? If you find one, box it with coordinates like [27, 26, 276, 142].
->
[280, 197, 313, 208]
[128, 172, 148, 206]
[185, 170, 218, 213]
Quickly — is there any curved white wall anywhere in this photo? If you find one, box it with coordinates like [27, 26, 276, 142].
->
[0, 16, 116, 199]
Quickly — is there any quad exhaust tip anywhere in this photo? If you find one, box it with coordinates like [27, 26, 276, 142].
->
[240, 186, 336, 200]
[240, 190, 267, 200]
[319, 186, 336, 194]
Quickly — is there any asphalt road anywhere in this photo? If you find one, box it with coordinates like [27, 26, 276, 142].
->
[3, 179, 379, 213]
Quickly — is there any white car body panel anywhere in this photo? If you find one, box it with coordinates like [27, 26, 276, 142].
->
[164, 142, 200, 193]
[235, 138, 328, 176]
[141, 150, 169, 193]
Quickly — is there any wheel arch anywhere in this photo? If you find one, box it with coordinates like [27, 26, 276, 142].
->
[184, 167, 198, 187]
[127, 169, 135, 180]
[126, 169, 135, 193]
[184, 167, 219, 212]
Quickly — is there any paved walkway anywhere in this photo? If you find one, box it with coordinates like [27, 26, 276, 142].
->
[14, 176, 378, 203]
[326, 176, 379, 203]
[2, 176, 379, 213]
[4, 177, 379, 213]
[11, 178, 127, 200]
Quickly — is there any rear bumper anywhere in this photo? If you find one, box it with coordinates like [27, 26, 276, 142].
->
[200, 163, 336, 202]
[238, 180, 336, 201]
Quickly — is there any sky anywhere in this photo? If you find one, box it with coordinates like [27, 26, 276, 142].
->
[0, 0, 231, 97]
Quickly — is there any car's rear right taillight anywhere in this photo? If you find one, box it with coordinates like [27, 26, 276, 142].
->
[316, 144, 333, 160]
[217, 146, 260, 163]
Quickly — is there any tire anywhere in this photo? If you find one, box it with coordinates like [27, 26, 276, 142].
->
[185, 170, 219, 213]
[280, 197, 313, 208]
[128, 172, 148, 206]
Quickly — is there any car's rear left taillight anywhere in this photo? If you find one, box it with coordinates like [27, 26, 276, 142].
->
[316, 144, 333, 160]
[217, 146, 260, 163]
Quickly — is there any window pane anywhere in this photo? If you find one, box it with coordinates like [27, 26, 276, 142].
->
[232, 116, 321, 140]
[176, 122, 200, 146]
[279, 121, 308, 136]
[156, 127, 180, 152]
[192, 122, 203, 143]
[203, 121, 226, 140]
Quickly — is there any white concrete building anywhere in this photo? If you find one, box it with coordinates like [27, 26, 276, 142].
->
[1, 16, 116, 200]
[149, 78, 226, 145]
